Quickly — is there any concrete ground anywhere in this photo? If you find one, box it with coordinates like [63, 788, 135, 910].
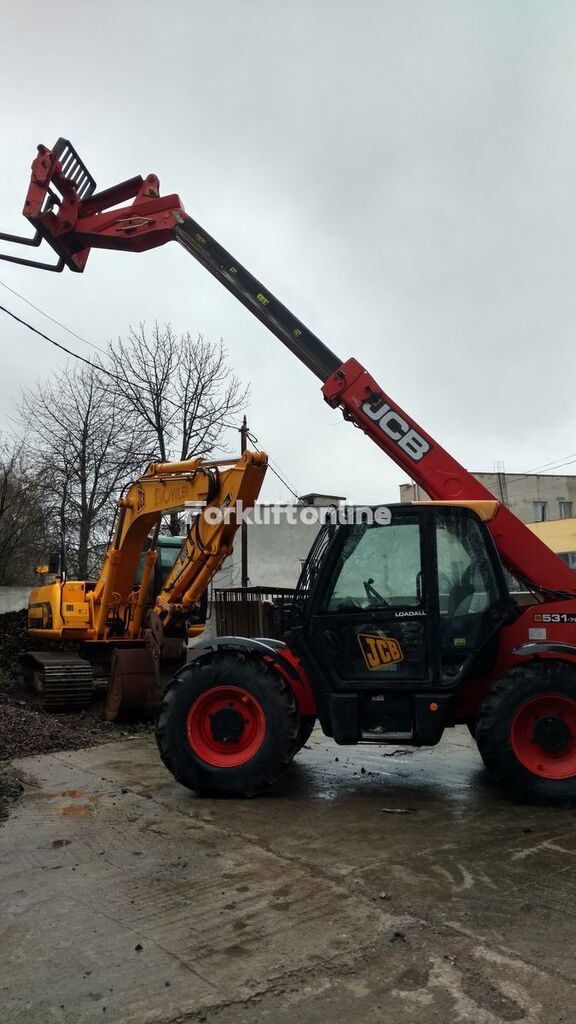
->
[1, 728, 576, 1023]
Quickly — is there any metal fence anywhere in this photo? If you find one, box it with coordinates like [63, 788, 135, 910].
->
[213, 587, 297, 640]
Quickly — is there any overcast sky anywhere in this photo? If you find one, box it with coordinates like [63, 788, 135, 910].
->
[1, 0, 576, 505]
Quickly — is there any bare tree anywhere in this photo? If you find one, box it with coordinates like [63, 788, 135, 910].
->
[0, 438, 47, 585]
[19, 362, 143, 578]
[105, 324, 249, 464]
[16, 323, 249, 574]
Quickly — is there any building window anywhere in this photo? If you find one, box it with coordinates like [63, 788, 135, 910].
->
[532, 501, 548, 522]
[559, 501, 573, 520]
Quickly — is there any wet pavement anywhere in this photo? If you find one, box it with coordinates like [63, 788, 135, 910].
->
[1, 726, 576, 1022]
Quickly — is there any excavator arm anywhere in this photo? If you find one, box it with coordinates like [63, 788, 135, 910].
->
[90, 451, 268, 640]
[3, 138, 575, 595]
[152, 452, 267, 627]
[24, 449, 266, 715]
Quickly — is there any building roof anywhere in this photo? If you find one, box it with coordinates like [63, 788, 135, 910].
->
[298, 492, 346, 506]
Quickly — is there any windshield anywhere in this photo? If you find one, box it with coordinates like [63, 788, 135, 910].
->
[323, 519, 422, 611]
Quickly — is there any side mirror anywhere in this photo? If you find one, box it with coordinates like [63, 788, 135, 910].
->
[48, 551, 61, 574]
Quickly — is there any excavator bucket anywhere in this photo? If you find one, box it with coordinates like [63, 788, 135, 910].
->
[103, 648, 161, 722]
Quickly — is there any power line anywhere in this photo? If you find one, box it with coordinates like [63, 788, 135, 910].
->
[268, 456, 299, 496]
[0, 285, 244, 433]
[6, 282, 576, 492]
[0, 277, 108, 356]
[14, 293, 575, 501]
[525, 454, 576, 474]
[246, 428, 300, 499]
[0, 300, 302, 497]
[0, 304, 119, 380]
[0, 283, 302, 494]
[0, 302, 232, 421]
[267, 464, 300, 501]
[495, 455, 576, 487]
[218, 423, 302, 499]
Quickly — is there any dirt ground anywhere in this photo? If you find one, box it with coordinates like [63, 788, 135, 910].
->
[2, 726, 576, 1023]
[0, 609, 155, 763]
[0, 696, 154, 758]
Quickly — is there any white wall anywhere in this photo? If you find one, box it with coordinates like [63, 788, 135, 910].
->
[213, 510, 324, 590]
[0, 586, 31, 614]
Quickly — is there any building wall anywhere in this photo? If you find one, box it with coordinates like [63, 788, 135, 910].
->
[1, 510, 326, 615]
[0, 586, 31, 614]
[213, 508, 324, 590]
[399, 474, 576, 524]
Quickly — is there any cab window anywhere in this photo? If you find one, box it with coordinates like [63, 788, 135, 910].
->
[324, 520, 422, 611]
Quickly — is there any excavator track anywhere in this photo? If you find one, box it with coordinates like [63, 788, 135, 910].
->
[21, 652, 94, 712]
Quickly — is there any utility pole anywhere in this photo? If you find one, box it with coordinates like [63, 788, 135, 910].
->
[240, 415, 249, 588]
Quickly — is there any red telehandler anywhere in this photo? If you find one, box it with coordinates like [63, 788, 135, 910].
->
[3, 138, 576, 802]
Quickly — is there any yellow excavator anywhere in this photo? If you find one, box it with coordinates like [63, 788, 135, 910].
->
[24, 450, 267, 715]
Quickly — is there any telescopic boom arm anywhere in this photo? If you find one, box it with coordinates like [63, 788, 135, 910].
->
[2, 138, 574, 595]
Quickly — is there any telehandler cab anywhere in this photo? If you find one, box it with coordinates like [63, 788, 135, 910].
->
[3, 139, 576, 800]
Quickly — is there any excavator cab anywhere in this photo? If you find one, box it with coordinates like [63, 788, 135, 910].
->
[134, 535, 209, 635]
[135, 536, 184, 600]
[291, 503, 512, 745]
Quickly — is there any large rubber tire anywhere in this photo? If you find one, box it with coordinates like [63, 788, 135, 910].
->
[476, 661, 576, 804]
[156, 653, 299, 797]
[295, 715, 316, 753]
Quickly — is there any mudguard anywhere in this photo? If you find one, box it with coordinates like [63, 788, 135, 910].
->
[185, 635, 316, 715]
[512, 642, 576, 660]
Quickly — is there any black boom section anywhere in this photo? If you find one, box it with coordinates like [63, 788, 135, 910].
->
[174, 214, 342, 382]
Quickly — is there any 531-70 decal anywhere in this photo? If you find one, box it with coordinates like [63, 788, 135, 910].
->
[534, 613, 576, 624]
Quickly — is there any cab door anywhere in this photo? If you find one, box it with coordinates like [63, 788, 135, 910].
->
[304, 508, 435, 692]
[433, 506, 510, 681]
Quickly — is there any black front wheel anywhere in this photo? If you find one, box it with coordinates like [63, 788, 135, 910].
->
[156, 653, 299, 797]
[476, 661, 576, 804]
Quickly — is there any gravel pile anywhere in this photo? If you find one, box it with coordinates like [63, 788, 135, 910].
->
[0, 610, 156, 762]
[0, 609, 34, 691]
[0, 699, 123, 761]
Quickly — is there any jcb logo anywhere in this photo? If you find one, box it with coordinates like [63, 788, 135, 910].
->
[358, 632, 404, 670]
[361, 396, 431, 462]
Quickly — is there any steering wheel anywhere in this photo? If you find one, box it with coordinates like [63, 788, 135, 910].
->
[447, 565, 475, 618]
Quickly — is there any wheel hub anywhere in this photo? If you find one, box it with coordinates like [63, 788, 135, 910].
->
[510, 693, 576, 780]
[186, 684, 266, 768]
[533, 715, 572, 754]
[210, 706, 247, 744]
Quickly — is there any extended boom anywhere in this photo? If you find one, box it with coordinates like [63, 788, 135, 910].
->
[1, 138, 573, 594]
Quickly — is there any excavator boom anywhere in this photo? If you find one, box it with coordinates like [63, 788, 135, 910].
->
[29, 450, 268, 643]
[3, 138, 575, 595]
[25, 449, 267, 713]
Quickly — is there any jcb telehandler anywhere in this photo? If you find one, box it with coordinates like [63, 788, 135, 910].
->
[2, 139, 576, 801]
